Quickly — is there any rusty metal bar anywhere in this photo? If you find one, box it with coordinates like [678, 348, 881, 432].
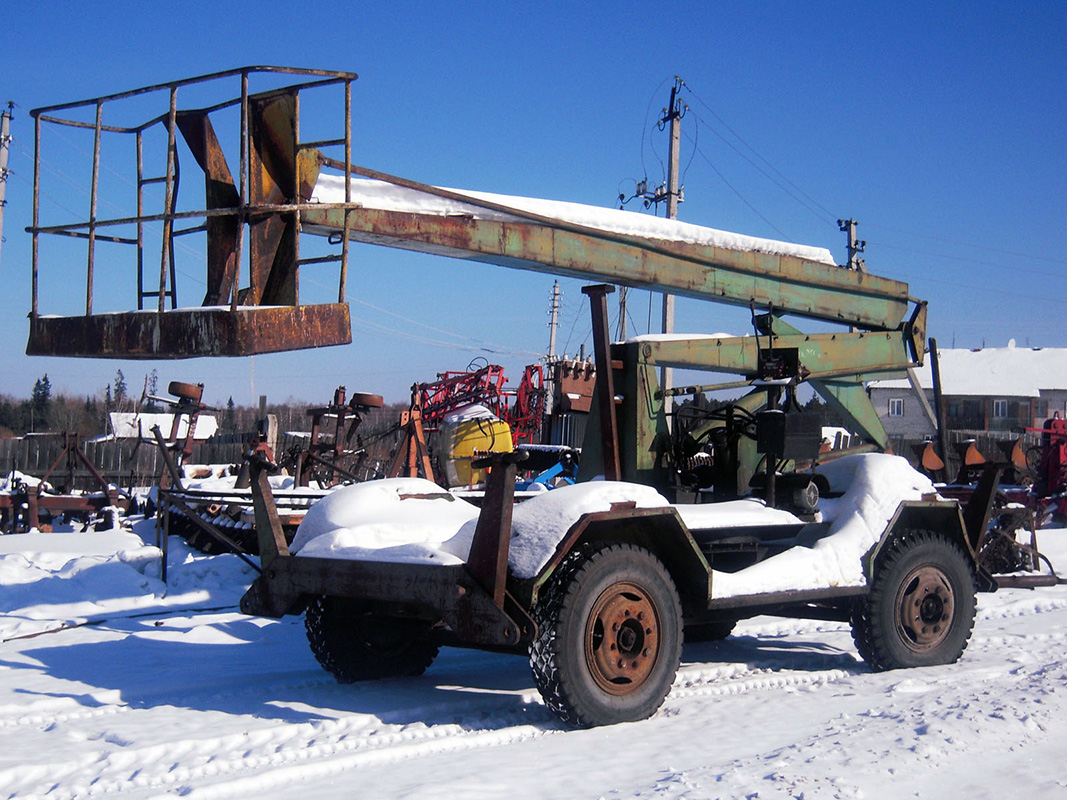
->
[297, 255, 342, 265]
[31, 113, 40, 317]
[993, 574, 1067, 589]
[36, 115, 138, 134]
[340, 79, 351, 303]
[158, 88, 178, 314]
[35, 75, 350, 138]
[584, 284, 621, 481]
[150, 424, 185, 489]
[32, 66, 356, 116]
[232, 71, 249, 313]
[660, 379, 753, 398]
[46, 229, 138, 245]
[247, 455, 290, 571]
[299, 137, 345, 150]
[173, 224, 209, 237]
[930, 337, 948, 480]
[86, 101, 102, 315]
[160, 489, 261, 571]
[136, 130, 145, 309]
[466, 451, 526, 607]
[31, 200, 362, 236]
[293, 90, 302, 306]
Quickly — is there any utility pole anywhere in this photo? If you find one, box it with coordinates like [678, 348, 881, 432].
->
[0, 102, 13, 273]
[616, 77, 686, 418]
[547, 280, 560, 360]
[545, 280, 561, 417]
[660, 77, 685, 419]
[838, 218, 866, 272]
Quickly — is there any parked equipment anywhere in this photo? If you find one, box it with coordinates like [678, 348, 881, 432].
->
[25, 69, 1066, 728]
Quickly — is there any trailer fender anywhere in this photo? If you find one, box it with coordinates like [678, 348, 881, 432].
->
[524, 507, 712, 616]
[863, 501, 995, 592]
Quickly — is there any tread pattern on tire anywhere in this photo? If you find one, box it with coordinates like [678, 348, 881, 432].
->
[851, 529, 976, 672]
[684, 618, 737, 643]
[305, 595, 439, 683]
[529, 541, 682, 727]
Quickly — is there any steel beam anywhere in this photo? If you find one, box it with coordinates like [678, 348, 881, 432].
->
[301, 205, 912, 331]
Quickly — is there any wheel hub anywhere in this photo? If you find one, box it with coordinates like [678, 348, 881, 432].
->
[585, 582, 660, 695]
[895, 565, 955, 651]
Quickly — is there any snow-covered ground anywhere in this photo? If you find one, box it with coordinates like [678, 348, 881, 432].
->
[1, 515, 1066, 798]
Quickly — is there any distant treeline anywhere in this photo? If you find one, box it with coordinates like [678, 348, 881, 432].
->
[0, 371, 408, 440]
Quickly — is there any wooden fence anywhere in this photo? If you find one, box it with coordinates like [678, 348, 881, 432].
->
[0, 410, 404, 493]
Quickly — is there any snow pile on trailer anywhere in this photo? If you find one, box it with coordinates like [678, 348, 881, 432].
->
[290, 478, 480, 564]
[311, 175, 838, 265]
[289, 454, 935, 595]
[710, 453, 937, 598]
[507, 482, 670, 578]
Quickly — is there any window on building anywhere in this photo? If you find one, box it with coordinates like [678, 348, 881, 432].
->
[1034, 398, 1049, 422]
[888, 398, 904, 417]
[992, 399, 1008, 419]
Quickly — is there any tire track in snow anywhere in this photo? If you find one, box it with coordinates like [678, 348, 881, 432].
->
[4, 693, 560, 800]
[3, 654, 861, 798]
[7, 585, 1067, 798]
[0, 672, 339, 731]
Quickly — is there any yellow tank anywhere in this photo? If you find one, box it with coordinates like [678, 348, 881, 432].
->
[438, 407, 513, 488]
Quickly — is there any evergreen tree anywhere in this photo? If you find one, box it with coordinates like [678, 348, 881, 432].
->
[30, 375, 52, 431]
[31, 374, 52, 413]
[143, 370, 161, 412]
[113, 370, 127, 406]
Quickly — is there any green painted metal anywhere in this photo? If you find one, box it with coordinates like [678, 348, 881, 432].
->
[764, 317, 895, 448]
[575, 315, 916, 486]
[301, 205, 912, 331]
[634, 329, 916, 376]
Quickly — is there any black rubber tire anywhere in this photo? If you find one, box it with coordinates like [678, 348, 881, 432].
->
[684, 618, 737, 643]
[851, 530, 976, 671]
[305, 596, 439, 683]
[530, 542, 683, 727]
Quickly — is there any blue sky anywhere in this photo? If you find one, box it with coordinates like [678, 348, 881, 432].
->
[2, 1, 1064, 408]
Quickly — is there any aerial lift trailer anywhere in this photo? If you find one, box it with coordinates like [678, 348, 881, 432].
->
[26, 68, 1039, 727]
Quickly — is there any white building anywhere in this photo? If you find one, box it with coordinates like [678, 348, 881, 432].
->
[868, 340, 1067, 447]
[98, 412, 219, 442]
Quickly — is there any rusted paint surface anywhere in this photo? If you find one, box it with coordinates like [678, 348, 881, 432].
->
[301, 205, 912, 331]
[175, 110, 240, 306]
[249, 91, 298, 306]
[29, 69, 353, 361]
[26, 303, 351, 359]
[583, 284, 622, 481]
[465, 451, 524, 608]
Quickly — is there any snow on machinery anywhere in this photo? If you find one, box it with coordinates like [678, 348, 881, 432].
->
[24, 68, 1067, 728]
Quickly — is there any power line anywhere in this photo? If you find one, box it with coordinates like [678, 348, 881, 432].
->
[682, 84, 839, 226]
[683, 129, 793, 241]
[864, 223, 1067, 269]
[640, 77, 672, 183]
[680, 82, 1067, 277]
[867, 240, 1067, 280]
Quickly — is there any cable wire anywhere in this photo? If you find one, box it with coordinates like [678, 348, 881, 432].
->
[683, 84, 839, 226]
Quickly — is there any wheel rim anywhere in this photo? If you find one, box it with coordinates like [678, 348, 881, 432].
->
[894, 565, 955, 652]
[584, 582, 660, 695]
